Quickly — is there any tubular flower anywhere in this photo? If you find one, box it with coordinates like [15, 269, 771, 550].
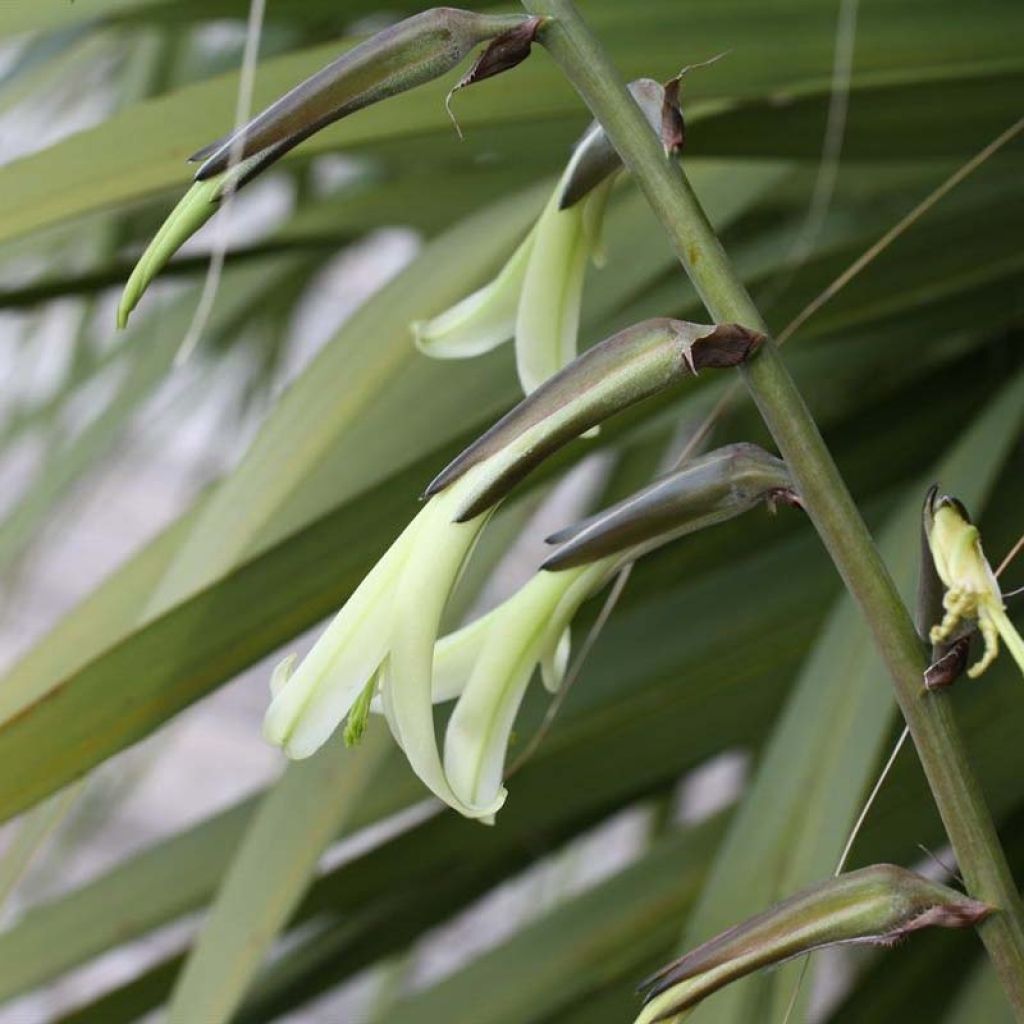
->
[413, 79, 682, 394]
[265, 320, 762, 821]
[360, 443, 793, 819]
[924, 490, 1024, 679]
[265, 464, 502, 820]
[440, 558, 615, 817]
[412, 162, 612, 394]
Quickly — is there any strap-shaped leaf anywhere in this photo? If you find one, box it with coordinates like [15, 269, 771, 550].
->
[164, 727, 390, 1024]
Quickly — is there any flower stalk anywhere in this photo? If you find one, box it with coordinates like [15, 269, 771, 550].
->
[520, 0, 1024, 1010]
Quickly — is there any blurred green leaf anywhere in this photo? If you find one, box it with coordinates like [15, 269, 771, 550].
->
[386, 819, 725, 1024]
[165, 726, 391, 1024]
[0, 1, 1021, 244]
[0, 786, 80, 913]
[944, 960, 1018, 1024]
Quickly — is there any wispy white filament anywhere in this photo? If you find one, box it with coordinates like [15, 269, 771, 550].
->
[175, 0, 267, 365]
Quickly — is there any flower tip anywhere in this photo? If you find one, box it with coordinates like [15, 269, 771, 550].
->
[261, 706, 290, 750]
[540, 627, 571, 692]
[263, 656, 303, 749]
[270, 653, 298, 697]
[279, 732, 321, 761]
[187, 132, 228, 168]
[474, 787, 508, 824]
[118, 177, 223, 325]
[689, 323, 765, 371]
[538, 541, 576, 573]
[539, 552, 571, 573]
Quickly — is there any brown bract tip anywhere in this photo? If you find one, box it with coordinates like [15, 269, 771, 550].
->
[893, 898, 993, 938]
[451, 16, 544, 93]
[924, 636, 971, 690]
[767, 487, 804, 512]
[689, 323, 764, 371]
[661, 76, 685, 153]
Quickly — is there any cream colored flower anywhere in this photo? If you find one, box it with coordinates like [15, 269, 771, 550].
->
[265, 321, 764, 822]
[926, 495, 1024, 679]
[413, 78, 678, 395]
[412, 168, 612, 394]
[440, 558, 614, 817]
[264, 467, 501, 820]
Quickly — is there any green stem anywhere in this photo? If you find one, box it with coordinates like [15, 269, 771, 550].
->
[521, 0, 1024, 1012]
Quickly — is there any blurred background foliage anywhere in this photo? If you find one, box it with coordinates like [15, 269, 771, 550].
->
[0, 0, 1021, 1021]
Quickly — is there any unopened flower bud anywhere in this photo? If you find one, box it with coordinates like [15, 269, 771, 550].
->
[194, 9, 542, 180]
[543, 442, 796, 570]
[118, 8, 541, 327]
[426, 318, 764, 521]
[636, 865, 990, 1024]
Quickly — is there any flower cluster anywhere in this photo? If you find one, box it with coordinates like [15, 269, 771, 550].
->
[139, 9, 776, 823]
[264, 322, 768, 820]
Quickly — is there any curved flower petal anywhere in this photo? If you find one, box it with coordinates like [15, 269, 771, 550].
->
[989, 603, 1024, 677]
[580, 173, 615, 268]
[269, 653, 298, 698]
[377, 655, 402, 750]
[417, 167, 614, 394]
[263, 512, 421, 757]
[117, 177, 221, 330]
[429, 608, 496, 702]
[443, 570, 567, 812]
[385, 487, 502, 819]
[539, 627, 571, 693]
[117, 153, 275, 329]
[369, 608, 494, 719]
[412, 231, 534, 358]
[443, 560, 610, 810]
[515, 177, 612, 393]
[538, 558, 617, 693]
